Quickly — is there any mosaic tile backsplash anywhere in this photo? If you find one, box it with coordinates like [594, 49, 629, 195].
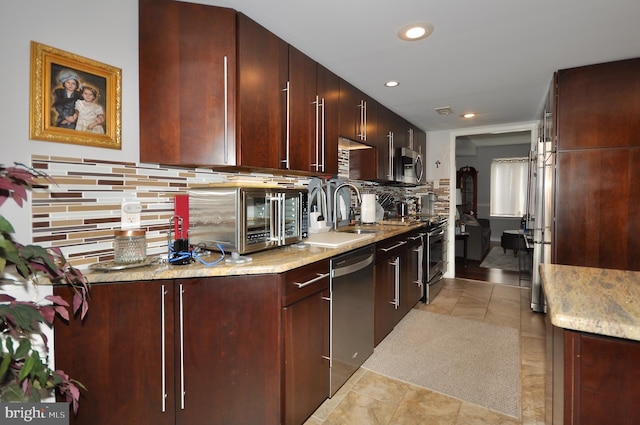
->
[30, 155, 449, 269]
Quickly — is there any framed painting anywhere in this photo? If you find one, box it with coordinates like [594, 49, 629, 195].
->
[29, 41, 122, 149]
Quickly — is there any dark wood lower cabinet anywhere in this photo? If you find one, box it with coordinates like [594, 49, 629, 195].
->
[55, 275, 282, 425]
[55, 280, 174, 425]
[54, 262, 334, 425]
[281, 259, 330, 425]
[547, 324, 640, 424]
[283, 288, 330, 424]
[177, 276, 281, 424]
[374, 231, 423, 346]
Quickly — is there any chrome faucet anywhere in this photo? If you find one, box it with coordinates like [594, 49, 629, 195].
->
[333, 183, 362, 230]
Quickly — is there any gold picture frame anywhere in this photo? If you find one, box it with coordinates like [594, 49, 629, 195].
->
[29, 41, 122, 149]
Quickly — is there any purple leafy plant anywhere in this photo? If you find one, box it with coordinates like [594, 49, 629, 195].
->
[1, 163, 90, 413]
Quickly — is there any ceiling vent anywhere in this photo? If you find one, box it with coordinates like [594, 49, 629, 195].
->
[435, 106, 453, 116]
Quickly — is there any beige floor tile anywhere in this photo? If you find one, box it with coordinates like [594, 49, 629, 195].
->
[455, 402, 521, 425]
[351, 371, 410, 405]
[450, 295, 488, 321]
[521, 334, 545, 369]
[520, 364, 545, 423]
[485, 296, 522, 329]
[492, 283, 527, 302]
[322, 391, 398, 425]
[391, 386, 461, 425]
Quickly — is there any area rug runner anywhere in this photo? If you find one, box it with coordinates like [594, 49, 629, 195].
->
[362, 309, 520, 418]
[479, 246, 519, 272]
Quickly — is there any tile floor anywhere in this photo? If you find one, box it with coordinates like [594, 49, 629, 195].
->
[304, 278, 546, 425]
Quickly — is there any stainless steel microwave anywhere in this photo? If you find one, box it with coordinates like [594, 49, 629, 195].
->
[393, 147, 423, 186]
[188, 187, 308, 255]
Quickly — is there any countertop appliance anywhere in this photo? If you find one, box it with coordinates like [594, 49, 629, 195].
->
[393, 147, 423, 186]
[329, 244, 374, 396]
[188, 186, 307, 255]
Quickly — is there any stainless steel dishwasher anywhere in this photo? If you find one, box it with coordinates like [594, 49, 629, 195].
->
[329, 244, 375, 396]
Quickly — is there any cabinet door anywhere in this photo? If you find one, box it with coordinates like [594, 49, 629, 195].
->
[54, 281, 175, 425]
[339, 79, 377, 145]
[404, 234, 424, 312]
[554, 148, 640, 270]
[236, 13, 289, 169]
[557, 58, 640, 150]
[177, 275, 281, 425]
[288, 46, 319, 172]
[316, 64, 340, 175]
[283, 288, 330, 425]
[564, 330, 640, 424]
[139, 0, 236, 166]
[374, 255, 400, 346]
[374, 105, 397, 181]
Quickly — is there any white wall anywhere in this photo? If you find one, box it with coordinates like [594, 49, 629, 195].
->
[0, 0, 140, 242]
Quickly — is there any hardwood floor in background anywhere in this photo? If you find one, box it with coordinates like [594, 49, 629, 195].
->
[454, 244, 528, 288]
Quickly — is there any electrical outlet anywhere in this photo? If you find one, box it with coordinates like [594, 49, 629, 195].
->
[121, 201, 142, 229]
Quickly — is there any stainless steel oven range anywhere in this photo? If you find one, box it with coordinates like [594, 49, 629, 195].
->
[420, 217, 448, 303]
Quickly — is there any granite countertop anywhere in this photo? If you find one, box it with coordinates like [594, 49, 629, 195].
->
[540, 263, 640, 341]
[84, 222, 426, 284]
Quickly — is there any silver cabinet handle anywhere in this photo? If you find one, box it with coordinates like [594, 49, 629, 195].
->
[223, 55, 229, 164]
[415, 244, 423, 287]
[161, 285, 167, 413]
[281, 81, 290, 168]
[387, 131, 394, 179]
[294, 272, 330, 288]
[358, 100, 367, 141]
[312, 95, 320, 171]
[322, 294, 331, 361]
[179, 284, 185, 410]
[380, 240, 407, 252]
[408, 235, 422, 241]
[320, 97, 326, 172]
[389, 257, 400, 309]
[363, 100, 367, 141]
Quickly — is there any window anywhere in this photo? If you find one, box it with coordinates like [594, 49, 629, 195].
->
[490, 157, 528, 217]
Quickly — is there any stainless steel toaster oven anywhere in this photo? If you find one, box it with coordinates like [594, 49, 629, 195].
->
[188, 186, 308, 255]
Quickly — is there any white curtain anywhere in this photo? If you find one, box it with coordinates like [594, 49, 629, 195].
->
[490, 157, 528, 217]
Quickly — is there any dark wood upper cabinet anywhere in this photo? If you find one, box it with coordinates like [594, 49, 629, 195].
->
[375, 105, 399, 182]
[554, 57, 640, 271]
[139, 0, 236, 166]
[139, 0, 419, 178]
[316, 64, 340, 175]
[557, 58, 640, 150]
[554, 148, 640, 270]
[338, 79, 377, 146]
[288, 47, 339, 175]
[236, 13, 289, 169]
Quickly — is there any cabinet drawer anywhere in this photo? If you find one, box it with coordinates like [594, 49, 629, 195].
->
[375, 235, 408, 262]
[282, 259, 330, 306]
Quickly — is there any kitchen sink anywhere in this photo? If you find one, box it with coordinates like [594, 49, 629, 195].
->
[304, 230, 376, 248]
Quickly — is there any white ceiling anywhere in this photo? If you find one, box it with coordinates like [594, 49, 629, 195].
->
[189, 0, 640, 132]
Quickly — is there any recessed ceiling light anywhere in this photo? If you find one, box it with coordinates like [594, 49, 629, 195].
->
[398, 23, 434, 41]
[463, 113, 476, 119]
[385, 80, 400, 87]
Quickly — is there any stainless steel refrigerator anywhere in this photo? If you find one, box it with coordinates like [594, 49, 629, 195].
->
[530, 109, 555, 313]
